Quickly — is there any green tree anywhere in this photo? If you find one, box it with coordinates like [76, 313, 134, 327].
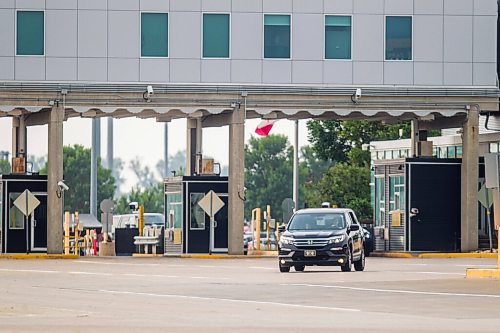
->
[305, 119, 413, 220]
[316, 161, 372, 220]
[41, 145, 116, 213]
[307, 119, 439, 163]
[115, 183, 164, 214]
[245, 135, 293, 221]
[0, 159, 10, 175]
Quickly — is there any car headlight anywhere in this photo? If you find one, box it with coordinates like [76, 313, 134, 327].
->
[328, 235, 345, 244]
[280, 236, 294, 245]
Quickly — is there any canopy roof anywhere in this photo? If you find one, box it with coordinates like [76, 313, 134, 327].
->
[1, 82, 498, 124]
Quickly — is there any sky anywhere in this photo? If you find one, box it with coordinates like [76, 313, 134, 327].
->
[0, 116, 310, 192]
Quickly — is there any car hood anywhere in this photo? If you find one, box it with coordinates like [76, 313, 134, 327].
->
[283, 230, 345, 238]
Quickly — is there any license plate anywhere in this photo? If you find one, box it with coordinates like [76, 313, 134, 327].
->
[304, 250, 316, 257]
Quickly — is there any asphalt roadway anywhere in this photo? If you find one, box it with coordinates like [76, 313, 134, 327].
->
[0, 256, 499, 333]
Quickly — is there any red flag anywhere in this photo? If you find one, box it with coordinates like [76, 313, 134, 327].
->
[255, 119, 277, 136]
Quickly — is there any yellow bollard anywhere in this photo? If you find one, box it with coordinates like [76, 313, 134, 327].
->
[252, 208, 261, 251]
[64, 212, 70, 255]
[138, 205, 144, 236]
[74, 212, 79, 256]
[266, 205, 271, 250]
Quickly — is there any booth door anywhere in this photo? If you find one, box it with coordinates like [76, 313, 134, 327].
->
[5, 192, 28, 253]
[31, 194, 47, 252]
[212, 195, 228, 252]
[408, 163, 461, 252]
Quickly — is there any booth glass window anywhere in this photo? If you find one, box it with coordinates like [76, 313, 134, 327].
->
[141, 13, 168, 57]
[203, 13, 230, 58]
[166, 192, 182, 229]
[456, 146, 463, 157]
[389, 176, 405, 212]
[447, 146, 456, 158]
[9, 193, 24, 229]
[439, 147, 447, 158]
[264, 14, 290, 58]
[325, 15, 351, 60]
[375, 177, 385, 227]
[190, 193, 206, 230]
[489, 143, 499, 153]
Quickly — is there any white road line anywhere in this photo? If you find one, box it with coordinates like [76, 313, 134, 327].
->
[74, 261, 160, 266]
[98, 289, 360, 312]
[124, 273, 228, 280]
[248, 266, 275, 270]
[68, 271, 113, 276]
[455, 264, 497, 268]
[0, 268, 57, 274]
[282, 283, 500, 299]
[401, 271, 464, 276]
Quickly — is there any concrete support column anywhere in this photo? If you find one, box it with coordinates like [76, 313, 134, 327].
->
[90, 118, 100, 217]
[461, 106, 479, 252]
[11, 117, 19, 159]
[185, 119, 196, 176]
[47, 104, 64, 254]
[18, 115, 27, 159]
[293, 120, 299, 210]
[228, 105, 245, 255]
[410, 120, 419, 157]
[186, 118, 202, 176]
[164, 122, 169, 178]
[107, 118, 113, 171]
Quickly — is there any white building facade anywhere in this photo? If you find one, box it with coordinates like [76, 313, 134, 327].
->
[0, 0, 497, 87]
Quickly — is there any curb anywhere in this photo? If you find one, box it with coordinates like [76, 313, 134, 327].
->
[466, 268, 500, 279]
[371, 252, 498, 259]
[181, 252, 277, 259]
[132, 253, 164, 258]
[0, 254, 79, 260]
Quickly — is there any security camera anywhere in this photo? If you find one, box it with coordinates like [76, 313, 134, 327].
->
[57, 180, 69, 191]
[355, 88, 362, 99]
[129, 201, 139, 211]
[352, 88, 362, 103]
[143, 85, 154, 101]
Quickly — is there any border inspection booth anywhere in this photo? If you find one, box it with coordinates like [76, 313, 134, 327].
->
[164, 176, 229, 254]
[1, 174, 48, 254]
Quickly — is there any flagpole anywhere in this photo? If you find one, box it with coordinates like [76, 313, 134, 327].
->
[293, 120, 299, 211]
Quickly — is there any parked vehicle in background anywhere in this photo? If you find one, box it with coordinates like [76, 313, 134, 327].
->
[111, 213, 164, 239]
[278, 208, 365, 273]
[363, 227, 373, 256]
[244, 231, 277, 251]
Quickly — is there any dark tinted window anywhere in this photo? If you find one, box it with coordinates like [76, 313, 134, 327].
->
[288, 213, 346, 231]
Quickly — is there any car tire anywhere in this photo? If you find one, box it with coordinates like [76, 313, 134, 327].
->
[295, 265, 305, 272]
[341, 248, 352, 272]
[279, 262, 290, 273]
[354, 248, 365, 271]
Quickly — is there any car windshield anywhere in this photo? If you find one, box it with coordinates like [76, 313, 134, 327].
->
[288, 213, 346, 231]
[144, 214, 164, 226]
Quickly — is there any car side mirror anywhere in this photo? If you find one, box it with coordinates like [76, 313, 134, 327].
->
[278, 224, 286, 233]
[349, 224, 360, 232]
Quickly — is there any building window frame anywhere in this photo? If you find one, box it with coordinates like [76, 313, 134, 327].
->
[384, 15, 413, 61]
[16, 10, 45, 56]
[140, 12, 169, 58]
[202, 12, 231, 59]
[324, 15, 352, 61]
[263, 13, 291, 59]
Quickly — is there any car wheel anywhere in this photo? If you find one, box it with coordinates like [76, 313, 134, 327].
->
[341, 248, 352, 272]
[354, 248, 365, 271]
[295, 265, 305, 272]
[279, 262, 290, 273]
